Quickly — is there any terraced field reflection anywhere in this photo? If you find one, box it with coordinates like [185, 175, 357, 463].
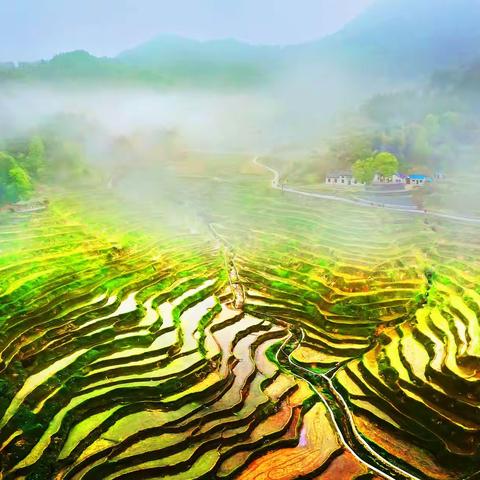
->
[0, 168, 479, 480]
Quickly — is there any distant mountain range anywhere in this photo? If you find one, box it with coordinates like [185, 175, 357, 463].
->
[314, 0, 480, 75]
[2, 0, 480, 88]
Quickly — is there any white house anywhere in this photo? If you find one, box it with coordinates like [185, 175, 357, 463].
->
[373, 173, 408, 184]
[325, 170, 362, 186]
[326, 170, 437, 188]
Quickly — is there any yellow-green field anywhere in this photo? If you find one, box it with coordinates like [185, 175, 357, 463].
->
[0, 165, 479, 480]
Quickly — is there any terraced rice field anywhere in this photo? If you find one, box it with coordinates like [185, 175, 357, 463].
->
[0, 169, 479, 480]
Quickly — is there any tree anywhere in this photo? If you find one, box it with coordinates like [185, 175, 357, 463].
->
[5, 165, 33, 202]
[25, 136, 45, 178]
[0, 152, 16, 180]
[374, 152, 399, 177]
[352, 157, 376, 184]
[0, 151, 34, 204]
[0, 152, 18, 203]
[352, 152, 399, 184]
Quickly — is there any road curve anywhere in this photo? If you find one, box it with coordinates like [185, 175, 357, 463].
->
[253, 156, 480, 225]
[277, 329, 422, 480]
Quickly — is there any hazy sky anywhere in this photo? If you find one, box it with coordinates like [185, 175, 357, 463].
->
[0, 0, 374, 62]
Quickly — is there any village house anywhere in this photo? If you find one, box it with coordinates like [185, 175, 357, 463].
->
[408, 174, 433, 186]
[326, 170, 438, 187]
[325, 170, 363, 186]
[373, 173, 408, 184]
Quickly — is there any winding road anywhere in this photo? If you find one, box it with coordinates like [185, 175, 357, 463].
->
[276, 329, 421, 480]
[252, 155, 478, 479]
[206, 206, 414, 479]
[253, 156, 480, 225]
[197, 153, 477, 479]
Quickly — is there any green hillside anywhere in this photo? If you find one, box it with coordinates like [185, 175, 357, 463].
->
[2, 0, 480, 89]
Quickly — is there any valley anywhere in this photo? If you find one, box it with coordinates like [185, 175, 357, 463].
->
[0, 159, 479, 479]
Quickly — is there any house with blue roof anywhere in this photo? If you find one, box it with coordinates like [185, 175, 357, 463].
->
[325, 170, 438, 188]
[408, 174, 433, 186]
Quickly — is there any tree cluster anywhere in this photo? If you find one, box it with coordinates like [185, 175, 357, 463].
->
[0, 136, 45, 204]
[352, 152, 399, 184]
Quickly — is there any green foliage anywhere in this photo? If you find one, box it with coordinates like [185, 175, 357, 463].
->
[348, 104, 480, 175]
[25, 136, 46, 178]
[6, 166, 34, 202]
[0, 151, 33, 204]
[352, 151, 399, 184]
[377, 333, 392, 346]
[0, 47, 270, 89]
[374, 152, 399, 177]
[361, 62, 480, 173]
[0, 151, 17, 182]
[352, 156, 376, 184]
[378, 352, 399, 385]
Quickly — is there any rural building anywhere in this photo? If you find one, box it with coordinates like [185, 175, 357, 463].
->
[408, 174, 432, 186]
[326, 170, 438, 187]
[325, 170, 362, 186]
[373, 173, 408, 184]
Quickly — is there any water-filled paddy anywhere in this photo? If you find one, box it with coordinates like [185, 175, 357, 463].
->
[0, 171, 479, 479]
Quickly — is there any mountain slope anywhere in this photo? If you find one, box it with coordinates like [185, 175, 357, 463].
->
[2, 0, 480, 88]
[117, 35, 281, 87]
[294, 0, 480, 77]
[118, 35, 281, 66]
[117, 0, 480, 79]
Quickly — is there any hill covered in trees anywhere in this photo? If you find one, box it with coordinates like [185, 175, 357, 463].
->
[0, 129, 93, 207]
[0, 137, 43, 205]
[2, 0, 480, 89]
[281, 57, 480, 185]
